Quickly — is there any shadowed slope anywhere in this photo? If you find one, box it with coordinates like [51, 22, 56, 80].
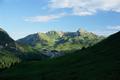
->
[0, 31, 120, 80]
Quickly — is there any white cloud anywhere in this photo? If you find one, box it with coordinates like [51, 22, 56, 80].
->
[24, 13, 66, 22]
[25, 15, 58, 22]
[24, 0, 120, 23]
[107, 25, 120, 30]
[49, 0, 120, 16]
[92, 30, 117, 36]
[92, 25, 120, 36]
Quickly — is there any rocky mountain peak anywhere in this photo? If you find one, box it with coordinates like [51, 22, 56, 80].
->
[77, 28, 89, 36]
[46, 31, 58, 35]
[77, 28, 87, 33]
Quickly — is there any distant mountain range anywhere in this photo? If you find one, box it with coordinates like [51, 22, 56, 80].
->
[0, 28, 47, 69]
[1, 30, 120, 80]
[17, 28, 104, 51]
[0, 27, 104, 69]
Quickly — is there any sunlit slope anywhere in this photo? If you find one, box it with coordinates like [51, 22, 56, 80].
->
[1, 31, 120, 80]
[17, 29, 104, 51]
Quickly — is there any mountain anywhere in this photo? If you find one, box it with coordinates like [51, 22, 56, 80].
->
[0, 28, 48, 69]
[0, 28, 16, 50]
[0, 28, 20, 69]
[17, 28, 104, 51]
[17, 31, 63, 49]
[1, 31, 120, 80]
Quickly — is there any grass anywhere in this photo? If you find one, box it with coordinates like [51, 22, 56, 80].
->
[0, 31, 120, 80]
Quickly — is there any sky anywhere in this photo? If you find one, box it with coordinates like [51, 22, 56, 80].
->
[0, 0, 120, 40]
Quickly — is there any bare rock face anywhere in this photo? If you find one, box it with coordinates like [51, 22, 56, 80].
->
[42, 49, 63, 58]
[77, 28, 88, 36]
[77, 28, 87, 33]
[17, 28, 104, 52]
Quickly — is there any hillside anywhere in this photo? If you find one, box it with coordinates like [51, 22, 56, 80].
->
[0, 28, 48, 69]
[1, 31, 120, 80]
[17, 28, 104, 51]
[0, 28, 20, 69]
[0, 28, 16, 50]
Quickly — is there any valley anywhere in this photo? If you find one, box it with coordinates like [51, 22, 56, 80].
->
[0, 28, 120, 80]
[0, 0, 120, 79]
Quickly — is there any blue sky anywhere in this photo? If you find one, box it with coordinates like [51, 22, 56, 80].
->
[0, 0, 120, 40]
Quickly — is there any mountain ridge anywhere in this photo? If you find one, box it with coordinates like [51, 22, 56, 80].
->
[17, 28, 104, 51]
[0, 28, 16, 50]
[0, 27, 49, 69]
[1, 31, 120, 80]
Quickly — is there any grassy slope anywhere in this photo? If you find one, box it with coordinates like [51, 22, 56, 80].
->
[0, 32, 120, 80]
[18, 31, 104, 51]
[0, 50, 20, 69]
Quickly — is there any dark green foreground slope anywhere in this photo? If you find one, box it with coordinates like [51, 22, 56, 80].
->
[1, 31, 120, 80]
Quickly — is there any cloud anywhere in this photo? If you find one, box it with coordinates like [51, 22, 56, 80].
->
[92, 25, 120, 36]
[24, 0, 120, 23]
[24, 13, 66, 22]
[49, 0, 120, 16]
[24, 15, 59, 22]
[92, 30, 117, 36]
[107, 25, 120, 30]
